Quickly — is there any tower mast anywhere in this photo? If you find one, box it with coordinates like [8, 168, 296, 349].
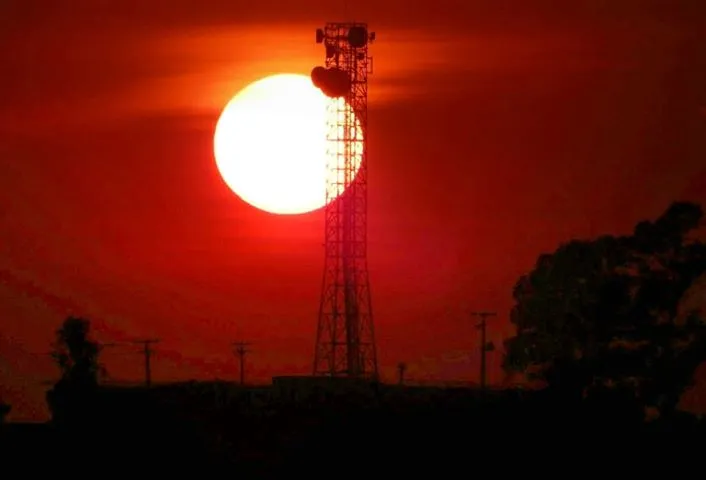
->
[312, 23, 378, 378]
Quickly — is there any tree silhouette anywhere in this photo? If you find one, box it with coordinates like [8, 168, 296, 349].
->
[50, 316, 104, 388]
[47, 316, 105, 425]
[503, 201, 706, 417]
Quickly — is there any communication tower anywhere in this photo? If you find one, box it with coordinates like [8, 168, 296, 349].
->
[311, 23, 378, 378]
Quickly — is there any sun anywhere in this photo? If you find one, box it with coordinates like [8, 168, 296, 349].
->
[214, 73, 362, 215]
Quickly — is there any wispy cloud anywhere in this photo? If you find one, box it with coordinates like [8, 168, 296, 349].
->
[1, 1, 700, 133]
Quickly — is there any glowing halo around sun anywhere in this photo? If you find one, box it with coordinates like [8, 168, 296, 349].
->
[213, 73, 363, 215]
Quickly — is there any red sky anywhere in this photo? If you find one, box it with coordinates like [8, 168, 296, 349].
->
[1, 0, 705, 421]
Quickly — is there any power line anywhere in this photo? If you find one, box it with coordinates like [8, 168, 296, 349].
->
[471, 311, 496, 390]
[33, 341, 120, 385]
[232, 341, 251, 386]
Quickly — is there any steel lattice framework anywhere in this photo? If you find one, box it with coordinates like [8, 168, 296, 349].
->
[313, 22, 378, 378]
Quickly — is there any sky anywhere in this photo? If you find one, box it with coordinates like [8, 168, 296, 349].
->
[1, 0, 705, 421]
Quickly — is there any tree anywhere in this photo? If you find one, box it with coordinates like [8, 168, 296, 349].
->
[503, 201, 706, 417]
[50, 316, 104, 388]
[47, 316, 105, 425]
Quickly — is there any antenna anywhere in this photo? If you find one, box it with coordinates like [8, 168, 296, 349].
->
[312, 22, 378, 379]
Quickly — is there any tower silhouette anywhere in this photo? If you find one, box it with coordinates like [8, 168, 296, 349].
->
[312, 23, 378, 378]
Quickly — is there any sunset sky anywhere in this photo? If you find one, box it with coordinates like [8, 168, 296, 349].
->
[1, 0, 705, 421]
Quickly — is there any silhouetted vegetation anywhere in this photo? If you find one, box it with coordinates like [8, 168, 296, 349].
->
[504, 201, 706, 420]
[5, 203, 706, 474]
[50, 316, 103, 386]
[46, 316, 105, 426]
[11, 379, 703, 474]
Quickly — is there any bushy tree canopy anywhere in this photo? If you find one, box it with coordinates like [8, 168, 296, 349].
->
[51, 316, 104, 388]
[503, 202, 706, 414]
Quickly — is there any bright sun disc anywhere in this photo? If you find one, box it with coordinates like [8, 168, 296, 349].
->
[213, 73, 362, 215]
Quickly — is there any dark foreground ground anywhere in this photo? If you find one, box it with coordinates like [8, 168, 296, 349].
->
[2, 382, 705, 476]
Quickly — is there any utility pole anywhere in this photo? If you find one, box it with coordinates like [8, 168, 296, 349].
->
[471, 311, 496, 390]
[131, 339, 160, 387]
[397, 362, 407, 385]
[232, 341, 251, 385]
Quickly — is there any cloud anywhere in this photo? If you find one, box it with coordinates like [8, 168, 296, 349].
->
[1, 0, 702, 134]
